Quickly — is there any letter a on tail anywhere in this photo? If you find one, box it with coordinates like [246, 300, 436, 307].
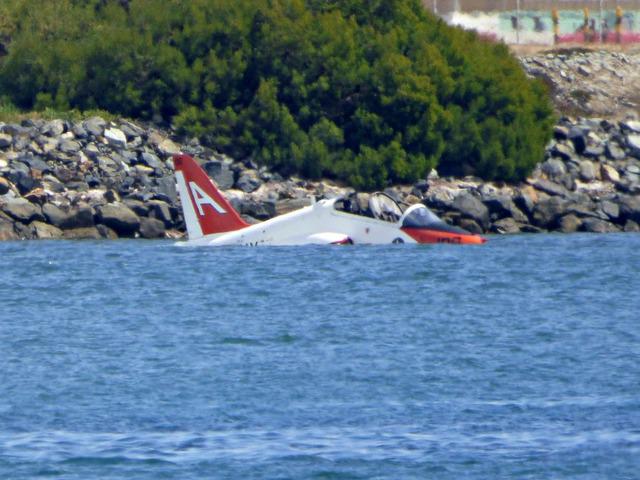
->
[173, 154, 248, 239]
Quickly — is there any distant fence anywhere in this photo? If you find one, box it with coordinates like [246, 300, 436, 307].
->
[424, 1, 640, 44]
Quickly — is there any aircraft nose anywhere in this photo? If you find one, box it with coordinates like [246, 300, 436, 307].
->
[460, 234, 487, 245]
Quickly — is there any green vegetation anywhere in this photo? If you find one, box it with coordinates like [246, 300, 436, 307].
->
[0, 0, 553, 189]
[0, 101, 116, 123]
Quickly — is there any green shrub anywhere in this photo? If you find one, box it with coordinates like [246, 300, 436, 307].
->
[0, 0, 554, 189]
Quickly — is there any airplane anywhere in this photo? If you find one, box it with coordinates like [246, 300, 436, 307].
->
[173, 153, 487, 246]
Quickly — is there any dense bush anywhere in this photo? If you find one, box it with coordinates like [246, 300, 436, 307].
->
[0, 0, 553, 188]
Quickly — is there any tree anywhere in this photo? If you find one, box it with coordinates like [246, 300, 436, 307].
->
[0, 0, 554, 188]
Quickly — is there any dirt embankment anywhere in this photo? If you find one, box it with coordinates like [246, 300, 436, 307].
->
[516, 45, 640, 120]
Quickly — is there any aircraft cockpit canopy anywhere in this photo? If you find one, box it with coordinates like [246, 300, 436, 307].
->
[400, 204, 441, 228]
[401, 203, 470, 234]
[369, 193, 403, 223]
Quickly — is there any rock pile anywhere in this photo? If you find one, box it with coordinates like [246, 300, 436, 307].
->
[520, 49, 640, 120]
[415, 117, 640, 234]
[0, 117, 349, 240]
[1, 115, 640, 241]
[0, 118, 185, 240]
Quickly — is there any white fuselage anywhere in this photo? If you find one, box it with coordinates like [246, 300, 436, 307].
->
[181, 198, 415, 246]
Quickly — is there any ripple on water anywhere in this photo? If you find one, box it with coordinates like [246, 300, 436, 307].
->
[220, 337, 263, 346]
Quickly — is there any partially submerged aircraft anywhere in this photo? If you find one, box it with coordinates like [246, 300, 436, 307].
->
[173, 154, 486, 246]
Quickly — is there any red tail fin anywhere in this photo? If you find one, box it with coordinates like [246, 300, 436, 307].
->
[173, 154, 248, 239]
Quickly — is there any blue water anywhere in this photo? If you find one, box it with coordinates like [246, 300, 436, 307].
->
[1, 234, 639, 479]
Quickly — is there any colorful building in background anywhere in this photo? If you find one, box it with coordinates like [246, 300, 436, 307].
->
[426, 1, 640, 45]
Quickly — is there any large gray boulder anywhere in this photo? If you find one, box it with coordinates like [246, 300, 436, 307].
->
[241, 199, 276, 220]
[104, 128, 127, 149]
[42, 203, 70, 228]
[581, 218, 620, 233]
[622, 120, 640, 133]
[583, 145, 605, 158]
[84, 143, 101, 160]
[627, 134, 640, 159]
[451, 192, 489, 229]
[21, 155, 50, 173]
[599, 200, 620, 221]
[1, 123, 29, 136]
[148, 200, 173, 226]
[154, 176, 178, 204]
[236, 172, 262, 193]
[117, 150, 136, 166]
[6, 170, 37, 195]
[123, 198, 148, 217]
[624, 220, 640, 232]
[423, 188, 454, 211]
[532, 196, 569, 229]
[565, 196, 599, 220]
[83, 117, 106, 137]
[551, 143, 576, 161]
[148, 131, 180, 156]
[558, 214, 582, 233]
[120, 121, 145, 139]
[58, 139, 81, 154]
[96, 203, 140, 236]
[1, 200, 44, 224]
[514, 190, 536, 216]
[13, 221, 35, 239]
[606, 142, 626, 161]
[619, 195, 640, 223]
[10, 160, 30, 176]
[553, 125, 570, 140]
[579, 160, 596, 182]
[600, 164, 620, 183]
[491, 217, 522, 234]
[0, 212, 18, 240]
[13, 135, 30, 151]
[63, 227, 103, 240]
[483, 195, 528, 223]
[96, 156, 120, 174]
[0, 133, 12, 148]
[139, 217, 166, 239]
[72, 123, 87, 139]
[157, 138, 180, 156]
[139, 152, 163, 170]
[41, 120, 65, 137]
[529, 178, 569, 197]
[31, 221, 63, 239]
[541, 158, 567, 178]
[96, 224, 118, 239]
[458, 218, 482, 234]
[568, 127, 587, 154]
[53, 166, 75, 183]
[203, 161, 234, 190]
[61, 205, 95, 229]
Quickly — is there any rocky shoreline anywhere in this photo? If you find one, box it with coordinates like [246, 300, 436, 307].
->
[0, 112, 639, 240]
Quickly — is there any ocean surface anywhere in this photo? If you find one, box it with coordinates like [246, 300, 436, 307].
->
[1, 234, 639, 479]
